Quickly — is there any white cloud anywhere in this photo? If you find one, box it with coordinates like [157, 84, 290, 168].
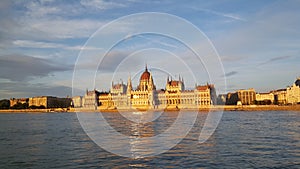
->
[13, 40, 64, 49]
[138, 35, 178, 48]
[65, 45, 102, 51]
[0, 1, 106, 43]
[191, 7, 246, 22]
[12, 40, 102, 51]
[80, 0, 127, 10]
[28, 18, 104, 39]
[25, 1, 61, 17]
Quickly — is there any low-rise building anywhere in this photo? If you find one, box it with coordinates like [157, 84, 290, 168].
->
[237, 88, 256, 105]
[72, 96, 83, 108]
[29, 96, 71, 108]
[83, 90, 100, 109]
[98, 92, 114, 108]
[256, 92, 274, 104]
[217, 94, 227, 105]
[286, 78, 300, 104]
[10, 98, 28, 107]
[226, 88, 256, 105]
[271, 89, 287, 105]
[225, 92, 239, 105]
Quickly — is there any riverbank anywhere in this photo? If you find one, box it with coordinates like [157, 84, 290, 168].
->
[0, 105, 300, 113]
[0, 108, 69, 113]
[221, 105, 300, 111]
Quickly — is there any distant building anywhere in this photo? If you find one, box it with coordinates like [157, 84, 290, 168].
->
[90, 65, 216, 110]
[271, 89, 287, 105]
[225, 92, 239, 105]
[29, 96, 71, 108]
[83, 90, 100, 109]
[286, 78, 300, 104]
[98, 92, 113, 108]
[72, 96, 83, 108]
[111, 81, 130, 108]
[256, 92, 274, 104]
[237, 88, 256, 105]
[10, 98, 28, 107]
[226, 88, 256, 105]
[217, 94, 227, 105]
[129, 66, 156, 109]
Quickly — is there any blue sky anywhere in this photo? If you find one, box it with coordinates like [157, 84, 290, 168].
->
[0, 0, 299, 99]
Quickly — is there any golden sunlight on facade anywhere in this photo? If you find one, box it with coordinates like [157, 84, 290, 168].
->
[84, 65, 216, 110]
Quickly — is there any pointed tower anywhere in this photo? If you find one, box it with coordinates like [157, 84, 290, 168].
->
[127, 75, 132, 107]
[181, 76, 185, 91]
[127, 75, 132, 93]
[149, 74, 154, 91]
[145, 63, 148, 72]
[139, 64, 151, 91]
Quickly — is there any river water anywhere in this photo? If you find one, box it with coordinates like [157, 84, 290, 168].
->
[0, 111, 299, 168]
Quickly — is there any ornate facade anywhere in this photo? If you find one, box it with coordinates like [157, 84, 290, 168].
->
[94, 65, 216, 110]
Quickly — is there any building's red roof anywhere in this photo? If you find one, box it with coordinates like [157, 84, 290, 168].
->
[170, 81, 179, 86]
[196, 85, 209, 91]
[140, 69, 150, 80]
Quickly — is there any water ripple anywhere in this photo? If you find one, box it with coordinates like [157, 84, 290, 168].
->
[0, 111, 299, 168]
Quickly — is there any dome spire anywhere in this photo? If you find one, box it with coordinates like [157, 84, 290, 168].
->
[140, 64, 151, 81]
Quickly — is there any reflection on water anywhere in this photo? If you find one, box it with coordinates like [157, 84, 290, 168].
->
[120, 111, 164, 123]
[78, 111, 198, 158]
[0, 111, 299, 168]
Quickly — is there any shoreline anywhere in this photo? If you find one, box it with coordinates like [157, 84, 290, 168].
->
[0, 105, 300, 113]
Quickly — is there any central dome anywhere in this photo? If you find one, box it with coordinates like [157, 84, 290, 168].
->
[140, 67, 150, 80]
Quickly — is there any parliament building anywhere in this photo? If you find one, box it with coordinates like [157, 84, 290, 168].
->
[84, 65, 216, 110]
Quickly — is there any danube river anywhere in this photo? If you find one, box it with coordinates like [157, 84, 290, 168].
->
[0, 111, 299, 168]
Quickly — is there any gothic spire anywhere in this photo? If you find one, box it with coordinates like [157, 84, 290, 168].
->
[127, 75, 132, 92]
[145, 63, 148, 72]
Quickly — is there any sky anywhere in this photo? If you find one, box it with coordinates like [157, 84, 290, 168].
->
[0, 0, 299, 99]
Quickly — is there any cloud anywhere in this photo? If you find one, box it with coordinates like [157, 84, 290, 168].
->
[216, 1, 300, 53]
[75, 50, 138, 72]
[0, 81, 78, 99]
[223, 71, 238, 77]
[13, 40, 65, 49]
[259, 55, 292, 66]
[0, 54, 72, 81]
[80, 0, 127, 10]
[27, 18, 103, 39]
[20, 0, 89, 18]
[12, 40, 101, 51]
[192, 7, 246, 21]
[0, 1, 105, 45]
[220, 55, 245, 62]
[138, 35, 178, 48]
[25, 1, 61, 17]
